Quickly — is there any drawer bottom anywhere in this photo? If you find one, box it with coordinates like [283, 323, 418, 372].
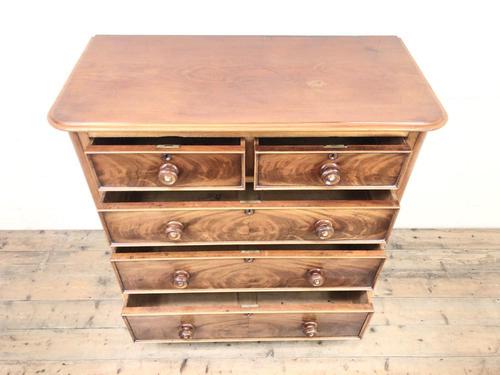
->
[123, 291, 373, 342]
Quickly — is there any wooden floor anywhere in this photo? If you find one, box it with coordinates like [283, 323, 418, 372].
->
[0, 229, 499, 374]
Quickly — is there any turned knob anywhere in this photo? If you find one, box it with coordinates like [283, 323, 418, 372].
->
[314, 219, 334, 240]
[158, 162, 179, 185]
[173, 270, 190, 289]
[320, 162, 340, 185]
[302, 321, 318, 337]
[307, 268, 325, 287]
[178, 323, 194, 340]
[165, 221, 184, 241]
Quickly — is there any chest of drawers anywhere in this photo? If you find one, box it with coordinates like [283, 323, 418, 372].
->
[49, 35, 446, 342]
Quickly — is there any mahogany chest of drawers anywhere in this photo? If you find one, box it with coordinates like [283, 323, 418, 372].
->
[49, 35, 446, 342]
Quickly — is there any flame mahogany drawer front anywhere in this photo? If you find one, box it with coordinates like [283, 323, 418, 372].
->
[254, 138, 411, 190]
[123, 291, 373, 342]
[86, 138, 246, 191]
[49, 36, 446, 342]
[102, 205, 398, 246]
[112, 247, 386, 293]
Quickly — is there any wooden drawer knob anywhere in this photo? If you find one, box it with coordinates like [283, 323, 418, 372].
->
[158, 162, 179, 185]
[314, 219, 334, 240]
[302, 321, 318, 337]
[173, 270, 190, 288]
[165, 221, 184, 241]
[307, 268, 325, 287]
[178, 323, 194, 340]
[320, 162, 340, 185]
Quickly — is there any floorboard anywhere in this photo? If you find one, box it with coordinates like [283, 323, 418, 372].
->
[0, 229, 499, 374]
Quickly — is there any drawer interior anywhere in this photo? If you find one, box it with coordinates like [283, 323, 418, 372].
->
[258, 136, 408, 147]
[124, 290, 372, 313]
[113, 243, 383, 254]
[91, 136, 241, 146]
[102, 184, 395, 203]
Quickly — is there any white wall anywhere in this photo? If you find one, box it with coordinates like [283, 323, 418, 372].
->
[1, 0, 499, 229]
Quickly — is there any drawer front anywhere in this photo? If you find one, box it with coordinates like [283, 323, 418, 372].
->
[113, 251, 385, 292]
[256, 153, 408, 189]
[89, 153, 244, 190]
[103, 208, 396, 245]
[125, 312, 370, 341]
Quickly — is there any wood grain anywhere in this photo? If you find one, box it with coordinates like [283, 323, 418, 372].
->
[3, 230, 499, 303]
[6, 266, 499, 301]
[46, 34, 448, 346]
[2, 358, 499, 375]
[2, 326, 499, 359]
[125, 312, 370, 342]
[4, 297, 500, 330]
[4, 229, 498, 252]
[89, 153, 244, 190]
[1, 229, 499, 373]
[256, 152, 408, 189]
[123, 291, 372, 341]
[112, 250, 385, 292]
[102, 208, 396, 245]
[48, 36, 447, 133]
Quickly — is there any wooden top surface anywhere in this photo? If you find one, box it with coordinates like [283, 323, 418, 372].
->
[49, 35, 446, 133]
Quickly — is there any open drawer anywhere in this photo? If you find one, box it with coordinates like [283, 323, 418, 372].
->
[100, 189, 399, 246]
[123, 291, 373, 342]
[85, 137, 245, 191]
[112, 244, 386, 293]
[254, 137, 411, 190]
